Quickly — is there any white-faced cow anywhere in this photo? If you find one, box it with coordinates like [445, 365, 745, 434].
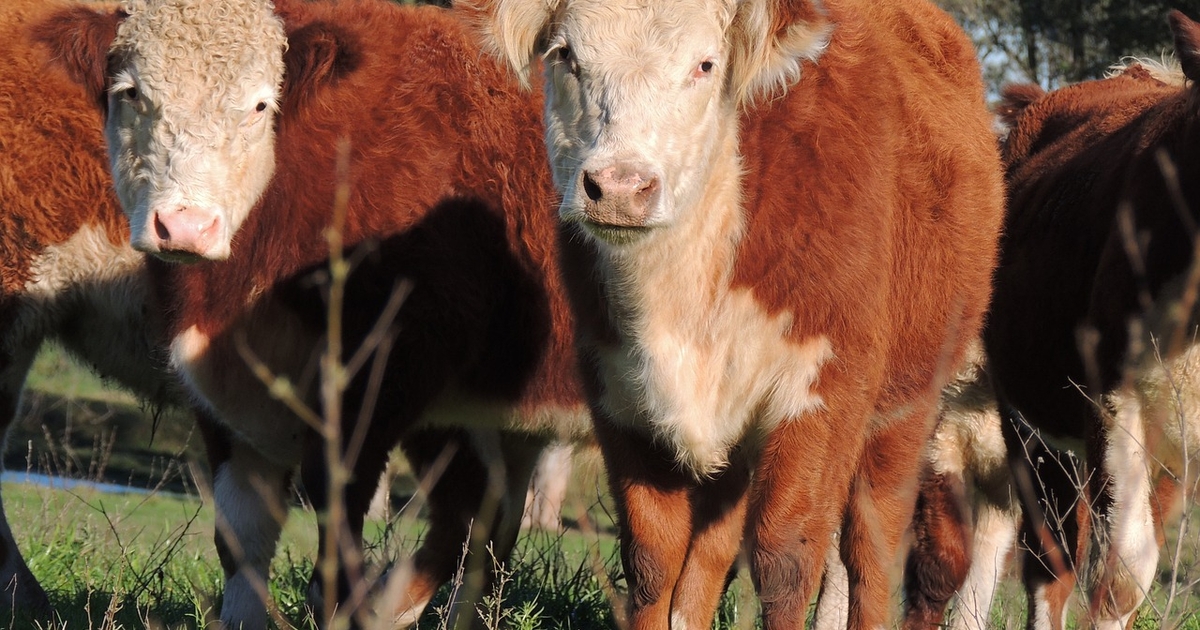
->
[34, 0, 593, 628]
[480, 0, 1005, 627]
[0, 0, 193, 617]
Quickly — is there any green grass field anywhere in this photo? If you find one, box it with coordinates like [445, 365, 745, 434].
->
[4, 345, 1200, 629]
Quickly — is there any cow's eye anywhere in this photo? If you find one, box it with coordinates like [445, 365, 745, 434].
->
[255, 101, 267, 113]
[124, 86, 139, 101]
[553, 45, 579, 75]
[699, 60, 714, 74]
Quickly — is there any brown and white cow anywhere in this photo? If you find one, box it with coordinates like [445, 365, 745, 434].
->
[0, 0, 192, 616]
[34, 0, 590, 627]
[948, 19, 1200, 628]
[480, 0, 1005, 627]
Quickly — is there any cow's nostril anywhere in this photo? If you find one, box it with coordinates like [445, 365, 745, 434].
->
[154, 213, 171, 240]
[636, 178, 659, 199]
[582, 171, 603, 202]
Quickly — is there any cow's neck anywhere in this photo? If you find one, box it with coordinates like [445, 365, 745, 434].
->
[598, 124, 744, 340]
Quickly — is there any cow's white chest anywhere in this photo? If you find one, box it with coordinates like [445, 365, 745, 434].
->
[598, 284, 833, 476]
[170, 301, 317, 468]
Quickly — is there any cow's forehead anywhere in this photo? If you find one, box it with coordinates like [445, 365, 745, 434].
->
[114, 0, 286, 106]
[556, 0, 735, 56]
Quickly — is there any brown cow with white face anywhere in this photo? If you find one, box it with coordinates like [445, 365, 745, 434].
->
[35, 0, 591, 628]
[480, 0, 1005, 627]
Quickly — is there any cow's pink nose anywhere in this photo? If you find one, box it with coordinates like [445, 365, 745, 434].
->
[153, 207, 221, 257]
[581, 164, 661, 228]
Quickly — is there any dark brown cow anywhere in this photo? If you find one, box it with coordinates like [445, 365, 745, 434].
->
[905, 15, 1200, 629]
[35, 0, 589, 627]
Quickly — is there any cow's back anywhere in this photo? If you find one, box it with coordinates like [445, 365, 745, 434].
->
[733, 0, 1003, 409]
[988, 69, 1192, 436]
[158, 0, 580, 424]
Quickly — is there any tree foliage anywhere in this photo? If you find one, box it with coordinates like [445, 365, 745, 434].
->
[938, 0, 1200, 90]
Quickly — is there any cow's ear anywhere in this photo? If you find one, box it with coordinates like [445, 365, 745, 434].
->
[282, 21, 362, 108]
[727, 0, 832, 107]
[30, 6, 124, 111]
[473, 0, 560, 87]
[1169, 10, 1200, 85]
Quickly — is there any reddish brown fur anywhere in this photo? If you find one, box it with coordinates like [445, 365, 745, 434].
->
[0, 0, 124, 295]
[551, 0, 1003, 628]
[38, 0, 584, 623]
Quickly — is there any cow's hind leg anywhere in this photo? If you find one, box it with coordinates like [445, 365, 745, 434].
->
[1087, 393, 1158, 630]
[383, 429, 545, 629]
[843, 410, 933, 630]
[903, 470, 972, 629]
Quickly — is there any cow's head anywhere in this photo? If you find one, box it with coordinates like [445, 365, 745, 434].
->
[34, 0, 355, 262]
[482, 0, 830, 246]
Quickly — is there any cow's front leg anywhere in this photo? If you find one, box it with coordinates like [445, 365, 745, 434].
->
[597, 420, 695, 630]
[749, 400, 867, 629]
[843, 409, 936, 630]
[199, 413, 296, 630]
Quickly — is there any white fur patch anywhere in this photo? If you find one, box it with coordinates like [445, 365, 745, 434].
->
[213, 445, 290, 630]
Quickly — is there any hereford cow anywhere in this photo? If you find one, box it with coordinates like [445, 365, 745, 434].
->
[0, 0, 190, 616]
[959, 18, 1200, 627]
[34, 0, 590, 627]
[479, 0, 1005, 627]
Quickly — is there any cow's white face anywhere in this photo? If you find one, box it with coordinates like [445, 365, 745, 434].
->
[484, 0, 830, 248]
[107, 0, 286, 262]
[543, 0, 734, 245]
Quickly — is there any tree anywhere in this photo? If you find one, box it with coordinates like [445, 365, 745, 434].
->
[938, 0, 1200, 91]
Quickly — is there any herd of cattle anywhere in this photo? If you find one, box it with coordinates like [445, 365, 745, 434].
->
[0, 0, 1197, 628]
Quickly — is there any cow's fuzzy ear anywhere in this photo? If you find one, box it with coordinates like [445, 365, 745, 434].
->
[1169, 10, 1200, 85]
[472, 0, 559, 87]
[727, 0, 831, 106]
[282, 21, 362, 108]
[30, 6, 124, 111]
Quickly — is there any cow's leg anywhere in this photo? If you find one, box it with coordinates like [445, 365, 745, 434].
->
[903, 471, 972, 630]
[670, 454, 751, 630]
[200, 414, 294, 630]
[383, 430, 481, 627]
[596, 420, 696, 630]
[0, 345, 51, 617]
[949, 493, 1020, 630]
[1087, 394, 1157, 630]
[383, 430, 545, 628]
[301, 426, 392, 627]
[522, 441, 574, 531]
[843, 410, 933, 630]
[749, 403, 866, 630]
[1007, 442, 1083, 630]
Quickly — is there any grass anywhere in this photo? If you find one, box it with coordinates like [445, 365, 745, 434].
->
[4, 343, 1200, 629]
